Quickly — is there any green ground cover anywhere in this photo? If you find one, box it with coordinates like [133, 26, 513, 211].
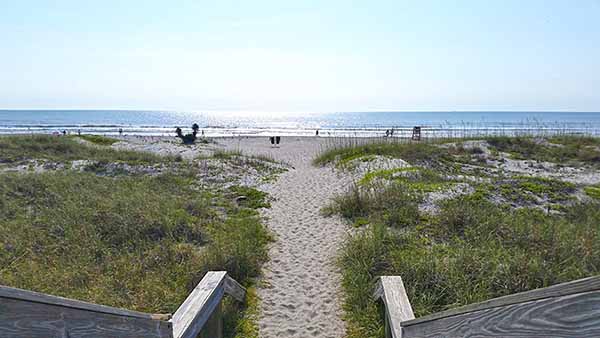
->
[0, 135, 270, 337]
[316, 136, 600, 338]
[487, 136, 600, 165]
[0, 135, 169, 164]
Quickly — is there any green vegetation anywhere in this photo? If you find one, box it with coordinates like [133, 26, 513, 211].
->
[0, 171, 270, 314]
[228, 185, 271, 209]
[0, 135, 168, 164]
[358, 167, 451, 193]
[359, 167, 418, 185]
[314, 142, 453, 169]
[210, 149, 287, 181]
[0, 135, 272, 337]
[225, 287, 260, 338]
[317, 136, 600, 338]
[75, 134, 119, 145]
[487, 136, 600, 165]
[585, 185, 600, 199]
[338, 193, 600, 338]
[497, 176, 575, 205]
[324, 183, 422, 228]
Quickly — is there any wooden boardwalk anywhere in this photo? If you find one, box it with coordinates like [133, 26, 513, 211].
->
[375, 275, 600, 338]
[0, 271, 244, 338]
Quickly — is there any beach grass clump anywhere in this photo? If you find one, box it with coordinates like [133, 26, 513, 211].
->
[75, 134, 119, 145]
[359, 167, 418, 185]
[228, 185, 271, 209]
[224, 287, 261, 338]
[359, 167, 452, 193]
[0, 135, 169, 164]
[325, 182, 422, 228]
[486, 135, 600, 165]
[338, 194, 600, 338]
[0, 170, 270, 323]
[584, 185, 600, 199]
[210, 149, 287, 179]
[314, 142, 453, 169]
[497, 176, 576, 205]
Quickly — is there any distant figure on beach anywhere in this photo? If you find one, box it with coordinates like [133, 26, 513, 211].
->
[390, 128, 394, 136]
[62, 130, 67, 136]
[385, 129, 390, 137]
[119, 128, 123, 136]
[77, 129, 81, 135]
[175, 125, 200, 144]
[316, 129, 319, 136]
[276, 136, 281, 145]
[269, 136, 275, 147]
[412, 126, 421, 141]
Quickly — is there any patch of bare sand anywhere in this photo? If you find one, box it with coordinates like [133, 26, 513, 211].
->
[219, 137, 350, 338]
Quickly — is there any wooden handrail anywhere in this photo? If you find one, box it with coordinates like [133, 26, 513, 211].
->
[376, 275, 600, 338]
[170, 271, 246, 338]
[0, 271, 245, 338]
[373, 276, 415, 338]
[0, 285, 173, 337]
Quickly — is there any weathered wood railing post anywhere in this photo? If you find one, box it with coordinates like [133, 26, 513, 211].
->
[198, 302, 222, 338]
[377, 275, 600, 338]
[170, 271, 245, 338]
[0, 285, 173, 337]
[374, 276, 415, 338]
[0, 271, 245, 338]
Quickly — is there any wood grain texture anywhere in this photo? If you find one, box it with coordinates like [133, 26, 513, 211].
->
[223, 275, 246, 302]
[199, 302, 222, 338]
[0, 297, 172, 338]
[0, 285, 160, 320]
[402, 290, 600, 338]
[374, 276, 415, 338]
[171, 271, 227, 338]
[403, 275, 600, 327]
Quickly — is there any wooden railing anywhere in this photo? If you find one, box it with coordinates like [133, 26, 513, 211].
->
[375, 275, 600, 338]
[0, 271, 245, 338]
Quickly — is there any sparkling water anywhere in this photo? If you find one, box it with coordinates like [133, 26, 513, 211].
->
[1, 110, 599, 137]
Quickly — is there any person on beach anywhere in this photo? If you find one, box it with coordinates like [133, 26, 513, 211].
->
[316, 129, 319, 136]
[119, 128, 123, 136]
[269, 136, 275, 147]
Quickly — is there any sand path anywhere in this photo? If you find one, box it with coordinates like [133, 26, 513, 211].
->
[221, 137, 349, 338]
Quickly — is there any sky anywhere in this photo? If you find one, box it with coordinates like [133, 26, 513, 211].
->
[1, 0, 599, 112]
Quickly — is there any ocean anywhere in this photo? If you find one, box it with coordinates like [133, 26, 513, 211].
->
[1, 110, 600, 138]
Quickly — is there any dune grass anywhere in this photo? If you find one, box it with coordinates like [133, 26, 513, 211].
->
[0, 171, 270, 314]
[0, 135, 168, 164]
[314, 142, 452, 168]
[317, 136, 600, 338]
[487, 135, 600, 165]
[337, 190, 600, 338]
[0, 135, 272, 337]
[74, 134, 119, 145]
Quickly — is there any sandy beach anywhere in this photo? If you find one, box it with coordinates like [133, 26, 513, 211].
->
[219, 137, 351, 338]
[115, 135, 352, 337]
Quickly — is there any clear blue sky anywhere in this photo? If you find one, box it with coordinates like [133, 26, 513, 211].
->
[1, 0, 599, 111]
